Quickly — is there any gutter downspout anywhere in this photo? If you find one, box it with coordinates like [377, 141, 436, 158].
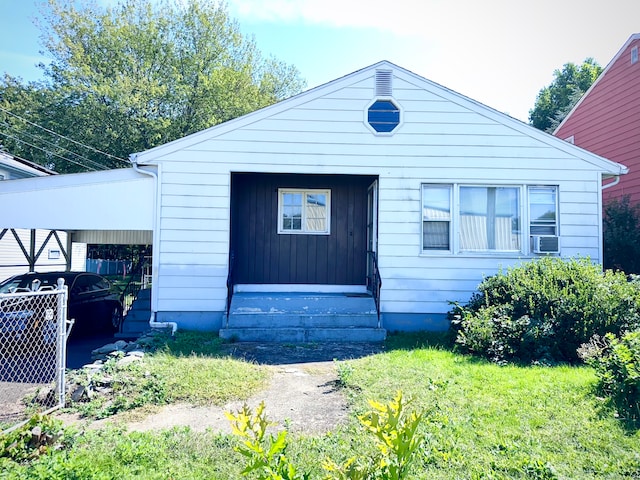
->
[602, 175, 620, 190]
[131, 156, 177, 336]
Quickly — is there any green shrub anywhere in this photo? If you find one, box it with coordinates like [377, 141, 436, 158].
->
[227, 391, 425, 480]
[0, 415, 76, 464]
[324, 391, 424, 480]
[604, 196, 640, 274]
[450, 257, 640, 363]
[226, 401, 308, 480]
[579, 330, 640, 426]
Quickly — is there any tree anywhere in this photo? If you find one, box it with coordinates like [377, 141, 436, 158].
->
[528, 58, 602, 133]
[0, 0, 305, 173]
[603, 196, 640, 274]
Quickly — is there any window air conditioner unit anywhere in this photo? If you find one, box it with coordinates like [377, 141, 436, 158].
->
[532, 235, 560, 254]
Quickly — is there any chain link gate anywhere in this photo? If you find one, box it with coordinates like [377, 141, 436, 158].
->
[0, 279, 71, 432]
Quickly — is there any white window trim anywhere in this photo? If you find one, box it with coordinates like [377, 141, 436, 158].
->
[456, 184, 523, 254]
[528, 185, 559, 237]
[277, 188, 331, 235]
[421, 184, 453, 253]
[421, 183, 560, 257]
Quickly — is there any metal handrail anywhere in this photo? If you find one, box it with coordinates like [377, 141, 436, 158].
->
[367, 250, 382, 328]
[119, 256, 148, 316]
[225, 251, 235, 327]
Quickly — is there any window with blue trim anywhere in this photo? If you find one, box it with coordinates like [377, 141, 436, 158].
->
[368, 100, 400, 133]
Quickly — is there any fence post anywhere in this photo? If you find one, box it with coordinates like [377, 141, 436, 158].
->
[55, 278, 68, 408]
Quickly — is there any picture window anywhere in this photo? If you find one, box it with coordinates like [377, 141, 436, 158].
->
[421, 184, 559, 255]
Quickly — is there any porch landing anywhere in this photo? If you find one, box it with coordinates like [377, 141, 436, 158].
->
[220, 292, 386, 342]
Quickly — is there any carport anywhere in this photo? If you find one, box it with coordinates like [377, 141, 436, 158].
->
[0, 167, 156, 426]
[0, 167, 154, 235]
[0, 167, 156, 326]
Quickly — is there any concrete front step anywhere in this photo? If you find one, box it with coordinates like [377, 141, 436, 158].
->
[230, 292, 377, 315]
[222, 291, 385, 343]
[118, 288, 152, 338]
[121, 319, 150, 333]
[219, 327, 386, 343]
[227, 313, 378, 329]
[124, 309, 151, 321]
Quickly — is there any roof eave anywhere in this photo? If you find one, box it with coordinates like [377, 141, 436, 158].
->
[132, 61, 394, 164]
[553, 33, 640, 135]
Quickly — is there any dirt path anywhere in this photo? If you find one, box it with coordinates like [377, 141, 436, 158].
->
[127, 361, 345, 434]
[60, 342, 383, 435]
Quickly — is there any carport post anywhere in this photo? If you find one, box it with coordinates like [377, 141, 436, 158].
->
[66, 232, 73, 271]
[29, 229, 36, 272]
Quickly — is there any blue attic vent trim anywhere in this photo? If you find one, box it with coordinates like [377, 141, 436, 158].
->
[368, 100, 400, 133]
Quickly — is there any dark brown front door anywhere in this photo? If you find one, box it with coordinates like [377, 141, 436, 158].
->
[230, 173, 375, 285]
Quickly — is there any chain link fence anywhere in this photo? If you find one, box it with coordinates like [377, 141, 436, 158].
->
[0, 279, 71, 432]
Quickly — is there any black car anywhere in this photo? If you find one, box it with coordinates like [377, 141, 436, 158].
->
[0, 272, 123, 339]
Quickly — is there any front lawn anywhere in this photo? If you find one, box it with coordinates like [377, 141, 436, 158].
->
[1, 332, 638, 479]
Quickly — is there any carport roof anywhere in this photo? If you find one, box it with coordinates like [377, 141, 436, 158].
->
[0, 167, 154, 231]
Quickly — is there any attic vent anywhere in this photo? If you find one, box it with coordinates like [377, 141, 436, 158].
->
[632, 46, 638, 65]
[375, 70, 393, 96]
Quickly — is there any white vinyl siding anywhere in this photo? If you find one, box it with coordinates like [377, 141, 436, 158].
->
[0, 229, 70, 281]
[140, 65, 611, 317]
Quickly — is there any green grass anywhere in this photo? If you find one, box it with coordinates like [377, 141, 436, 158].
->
[340, 336, 639, 478]
[65, 331, 270, 418]
[2, 332, 639, 479]
[148, 331, 269, 405]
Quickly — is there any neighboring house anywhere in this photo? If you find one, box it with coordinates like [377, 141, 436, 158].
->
[0, 152, 86, 281]
[554, 33, 640, 205]
[0, 61, 628, 340]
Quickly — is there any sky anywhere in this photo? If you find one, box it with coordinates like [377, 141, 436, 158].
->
[0, 0, 639, 123]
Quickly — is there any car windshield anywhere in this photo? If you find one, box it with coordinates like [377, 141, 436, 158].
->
[0, 275, 65, 294]
[0, 278, 25, 294]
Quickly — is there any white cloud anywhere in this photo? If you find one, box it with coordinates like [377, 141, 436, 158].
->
[228, 0, 435, 36]
[227, 0, 640, 122]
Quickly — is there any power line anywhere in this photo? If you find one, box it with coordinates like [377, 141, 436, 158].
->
[0, 121, 108, 171]
[0, 106, 130, 167]
[0, 130, 99, 171]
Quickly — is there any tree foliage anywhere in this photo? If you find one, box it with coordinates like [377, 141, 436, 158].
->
[528, 58, 602, 133]
[0, 0, 305, 173]
[604, 196, 640, 274]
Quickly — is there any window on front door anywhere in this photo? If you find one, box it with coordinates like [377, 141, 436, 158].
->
[278, 188, 331, 234]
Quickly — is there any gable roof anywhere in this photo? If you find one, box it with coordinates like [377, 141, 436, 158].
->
[132, 60, 627, 176]
[553, 33, 640, 135]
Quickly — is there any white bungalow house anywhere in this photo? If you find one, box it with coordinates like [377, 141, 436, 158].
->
[0, 61, 627, 341]
[0, 151, 86, 280]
